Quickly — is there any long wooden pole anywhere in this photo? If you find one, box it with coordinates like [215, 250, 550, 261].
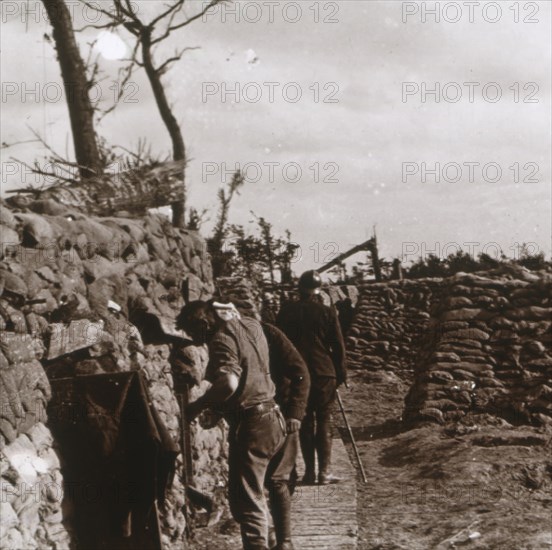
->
[336, 389, 368, 484]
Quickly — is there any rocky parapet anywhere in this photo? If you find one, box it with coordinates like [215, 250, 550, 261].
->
[0, 200, 216, 549]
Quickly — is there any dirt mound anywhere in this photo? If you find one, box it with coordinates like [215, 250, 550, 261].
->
[337, 369, 552, 550]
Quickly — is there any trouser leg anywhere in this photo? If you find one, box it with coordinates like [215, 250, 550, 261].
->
[268, 481, 292, 546]
[315, 408, 333, 476]
[266, 431, 299, 547]
[229, 409, 286, 549]
[312, 377, 339, 484]
[299, 409, 315, 482]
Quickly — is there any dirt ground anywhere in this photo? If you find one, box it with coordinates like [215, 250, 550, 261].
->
[189, 368, 552, 549]
[337, 369, 552, 550]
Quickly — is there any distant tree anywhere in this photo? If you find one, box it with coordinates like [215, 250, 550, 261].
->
[254, 215, 277, 286]
[477, 252, 502, 270]
[275, 230, 300, 285]
[208, 171, 245, 277]
[253, 217, 300, 286]
[406, 254, 445, 279]
[404, 245, 549, 279]
[446, 250, 481, 274]
[225, 224, 265, 285]
[515, 243, 547, 270]
[216, 220, 299, 287]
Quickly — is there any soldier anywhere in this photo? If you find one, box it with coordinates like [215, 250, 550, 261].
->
[262, 323, 310, 550]
[276, 270, 347, 485]
[177, 301, 286, 550]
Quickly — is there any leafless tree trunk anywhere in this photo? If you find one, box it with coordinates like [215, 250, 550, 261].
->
[140, 28, 186, 225]
[41, 0, 102, 179]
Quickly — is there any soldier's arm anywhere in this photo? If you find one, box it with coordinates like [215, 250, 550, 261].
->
[186, 372, 239, 421]
[264, 323, 310, 423]
[186, 334, 241, 420]
[329, 307, 347, 385]
[279, 332, 310, 422]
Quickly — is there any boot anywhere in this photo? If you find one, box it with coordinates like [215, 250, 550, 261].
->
[316, 419, 341, 485]
[318, 471, 341, 485]
[299, 418, 316, 484]
[269, 482, 294, 550]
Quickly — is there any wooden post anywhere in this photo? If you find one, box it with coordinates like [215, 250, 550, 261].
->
[371, 230, 382, 282]
[392, 258, 403, 280]
[179, 390, 194, 485]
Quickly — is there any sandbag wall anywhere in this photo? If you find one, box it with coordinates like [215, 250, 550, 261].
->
[404, 268, 552, 425]
[346, 279, 444, 374]
[0, 199, 226, 549]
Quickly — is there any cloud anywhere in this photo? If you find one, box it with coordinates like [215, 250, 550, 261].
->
[1, 0, 550, 264]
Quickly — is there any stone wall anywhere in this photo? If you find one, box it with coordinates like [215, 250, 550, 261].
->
[0, 199, 222, 549]
[187, 348, 229, 519]
[0, 274, 72, 549]
[0, 416, 71, 550]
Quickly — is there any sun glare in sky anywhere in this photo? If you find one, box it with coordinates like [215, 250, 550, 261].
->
[95, 32, 127, 61]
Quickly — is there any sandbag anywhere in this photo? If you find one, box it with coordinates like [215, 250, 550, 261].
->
[0, 203, 17, 229]
[15, 213, 55, 247]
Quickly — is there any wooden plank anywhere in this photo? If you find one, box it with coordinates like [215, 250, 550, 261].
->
[291, 437, 358, 549]
[46, 320, 105, 359]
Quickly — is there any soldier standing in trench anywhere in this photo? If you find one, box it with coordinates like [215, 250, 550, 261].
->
[276, 270, 347, 485]
[176, 301, 306, 550]
[262, 322, 310, 550]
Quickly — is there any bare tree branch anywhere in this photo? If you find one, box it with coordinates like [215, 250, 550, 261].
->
[157, 46, 200, 74]
[122, 0, 141, 22]
[10, 157, 78, 186]
[149, 0, 184, 29]
[26, 126, 69, 164]
[75, 1, 121, 32]
[1, 138, 41, 150]
[19, 127, 101, 178]
[98, 40, 141, 120]
[76, 20, 118, 32]
[162, 0, 225, 35]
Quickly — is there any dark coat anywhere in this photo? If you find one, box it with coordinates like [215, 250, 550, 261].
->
[262, 323, 310, 421]
[276, 297, 346, 381]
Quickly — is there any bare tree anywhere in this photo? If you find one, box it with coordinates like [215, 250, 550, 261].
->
[41, 0, 103, 179]
[80, 0, 227, 227]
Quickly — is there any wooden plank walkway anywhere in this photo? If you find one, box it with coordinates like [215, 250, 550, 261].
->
[291, 438, 358, 549]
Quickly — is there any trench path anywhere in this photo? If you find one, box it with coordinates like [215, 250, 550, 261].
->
[292, 438, 358, 549]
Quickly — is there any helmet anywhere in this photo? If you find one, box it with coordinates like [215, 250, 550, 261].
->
[298, 270, 322, 293]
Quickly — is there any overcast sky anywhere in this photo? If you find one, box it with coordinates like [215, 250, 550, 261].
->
[1, 0, 551, 272]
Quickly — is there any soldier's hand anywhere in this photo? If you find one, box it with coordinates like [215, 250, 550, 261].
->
[286, 418, 301, 434]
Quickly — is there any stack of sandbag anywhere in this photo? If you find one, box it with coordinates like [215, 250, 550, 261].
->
[404, 266, 552, 425]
